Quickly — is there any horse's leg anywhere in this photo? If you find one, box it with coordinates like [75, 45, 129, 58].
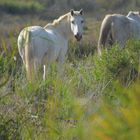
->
[119, 41, 125, 48]
[116, 37, 126, 48]
[33, 59, 41, 80]
[42, 52, 50, 81]
[57, 60, 64, 75]
[43, 65, 46, 81]
[57, 49, 66, 76]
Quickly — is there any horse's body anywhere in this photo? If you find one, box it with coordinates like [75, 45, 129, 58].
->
[18, 10, 84, 81]
[98, 11, 140, 55]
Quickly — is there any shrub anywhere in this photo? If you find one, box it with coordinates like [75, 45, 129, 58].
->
[93, 40, 140, 89]
[0, 32, 140, 139]
[0, 1, 44, 14]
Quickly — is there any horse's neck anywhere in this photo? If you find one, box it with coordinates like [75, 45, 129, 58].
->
[54, 21, 71, 40]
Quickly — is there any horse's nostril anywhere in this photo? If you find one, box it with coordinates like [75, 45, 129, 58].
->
[75, 34, 82, 41]
[75, 33, 80, 38]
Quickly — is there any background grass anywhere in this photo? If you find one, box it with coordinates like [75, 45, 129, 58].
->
[0, 0, 140, 140]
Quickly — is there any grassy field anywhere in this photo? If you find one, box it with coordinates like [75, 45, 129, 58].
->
[0, 0, 140, 140]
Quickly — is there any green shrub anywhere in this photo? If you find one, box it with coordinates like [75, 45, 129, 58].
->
[93, 40, 140, 92]
[1, 34, 140, 139]
[90, 82, 140, 140]
[0, 0, 44, 14]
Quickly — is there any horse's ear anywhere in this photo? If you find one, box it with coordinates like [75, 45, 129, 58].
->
[80, 9, 83, 15]
[70, 9, 74, 16]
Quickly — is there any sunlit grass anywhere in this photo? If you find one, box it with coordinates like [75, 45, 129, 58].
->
[0, 0, 44, 14]
[1, 39, 140, 139]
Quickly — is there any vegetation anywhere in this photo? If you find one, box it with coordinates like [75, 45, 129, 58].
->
[0, 0, 140, 139]
[0, 0, 44, 14]
[0, 36, 140, 139]
[1, 0, 140, 15]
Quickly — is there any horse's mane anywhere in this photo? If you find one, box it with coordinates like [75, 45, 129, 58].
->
[44, 12, 70, 29]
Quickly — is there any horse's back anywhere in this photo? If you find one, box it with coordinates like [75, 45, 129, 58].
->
[98, 14, 131, 51]
[98, 12, 140, 52]
[18, 26, 53, 51]
[110, 14, 140, 38]
[18, 26, 45, 47]
[18, 26, 46, 64]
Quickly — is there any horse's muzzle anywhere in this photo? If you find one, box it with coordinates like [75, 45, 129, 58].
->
[75, 34, 82, 41]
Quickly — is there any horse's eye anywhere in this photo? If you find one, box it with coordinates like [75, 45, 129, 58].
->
[81, 20, 84, 24]
[71, 21, 74, 24]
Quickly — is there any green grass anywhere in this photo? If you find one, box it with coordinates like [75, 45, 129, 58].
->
[0, 0, 44, 14]
[0, 36, 140, 139]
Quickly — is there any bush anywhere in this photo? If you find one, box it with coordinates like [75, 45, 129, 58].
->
[0, 34, 140, 139]
[90, 82, 140, 140]
[93, 40, 140, 87]
[0, 1, 44, 14]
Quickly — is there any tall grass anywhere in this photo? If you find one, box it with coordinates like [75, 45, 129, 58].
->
[0, 32, 140, 140]
[0, 0, 44, 14]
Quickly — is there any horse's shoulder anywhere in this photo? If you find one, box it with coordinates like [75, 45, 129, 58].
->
[21, 26, 45, 35]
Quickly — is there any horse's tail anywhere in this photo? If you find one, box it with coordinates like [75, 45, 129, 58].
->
[24, 29, 34, 81]
[98, 15, 114, 55]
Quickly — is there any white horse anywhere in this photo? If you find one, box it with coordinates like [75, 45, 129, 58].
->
[17, 9, 84, 81]
[98, 11, 140, 55]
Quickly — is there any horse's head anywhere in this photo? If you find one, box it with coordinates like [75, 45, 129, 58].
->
[70, 9, 84, 41]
